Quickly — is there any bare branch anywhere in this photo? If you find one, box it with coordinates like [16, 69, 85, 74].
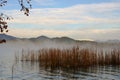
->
[0, 0, 32, 34]
[0, 0, 7, 7]
[18, 0, 32, 16]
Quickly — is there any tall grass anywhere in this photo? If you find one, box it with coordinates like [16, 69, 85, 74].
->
[16, 47, 120, 70]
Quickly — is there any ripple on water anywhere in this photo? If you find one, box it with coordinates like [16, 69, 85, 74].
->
[0, 55, 120, 80]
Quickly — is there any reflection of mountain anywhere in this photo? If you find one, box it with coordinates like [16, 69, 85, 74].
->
[0, 34, 120, 44]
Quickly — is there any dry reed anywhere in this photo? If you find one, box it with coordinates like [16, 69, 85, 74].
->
[16, 47, 120, 70]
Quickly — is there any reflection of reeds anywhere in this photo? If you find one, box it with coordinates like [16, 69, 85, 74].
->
[17, 47, 120, 70]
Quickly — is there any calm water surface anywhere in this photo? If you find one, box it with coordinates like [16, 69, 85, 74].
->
[0, 43, 120, 80]
[0, 54, 120, 80]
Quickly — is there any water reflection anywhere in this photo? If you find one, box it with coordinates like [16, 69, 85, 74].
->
[19, 61, 120, 80]
[0, 58, 120, 80]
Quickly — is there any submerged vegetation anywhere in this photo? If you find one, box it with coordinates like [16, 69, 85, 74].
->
[16, 46, 120, 70]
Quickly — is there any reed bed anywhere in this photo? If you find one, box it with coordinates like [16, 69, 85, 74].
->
[17, 47, 120, 70]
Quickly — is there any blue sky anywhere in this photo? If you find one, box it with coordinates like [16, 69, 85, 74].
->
[4, 0, 120, 9]
[1, 0, 120, 40]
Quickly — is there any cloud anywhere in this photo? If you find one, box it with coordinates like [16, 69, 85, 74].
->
[3, 2, 120, 40]
[6, 2, 120, 26]
[8, 28, 120, 40]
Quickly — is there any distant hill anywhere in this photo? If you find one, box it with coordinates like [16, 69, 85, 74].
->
[0, 34, 17, 40]
[29, 36, 75, 43]
[52, 37, 75, 43]
[0, 34, 83, 44]
[0, 34, 119, 44]
[36, 35, 50, 41]
[29, 35, 50, 42]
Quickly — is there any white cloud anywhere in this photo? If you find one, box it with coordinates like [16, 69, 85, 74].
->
[3, 2, 120, 40]
[5, 2, 120, 26]
[7, 28, 120, 40]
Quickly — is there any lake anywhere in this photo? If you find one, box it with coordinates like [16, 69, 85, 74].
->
[0, 42, 120, 80]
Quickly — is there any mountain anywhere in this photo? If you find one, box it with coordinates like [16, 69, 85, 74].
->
[1, 34, 119, 44]
[4, 34, 120, 43]
[29, 36, 76, 43]
[0, 34, 17, 40]
[29, 35, 51, 42]
[0, 34, 78, 43]
[36, 36, 50, 40]
[52, 37, 75, 43]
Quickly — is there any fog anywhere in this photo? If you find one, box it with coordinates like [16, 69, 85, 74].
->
[0, 40, 120, 80]
[0, 40, 120, 56]
[0, 40, 76, 57]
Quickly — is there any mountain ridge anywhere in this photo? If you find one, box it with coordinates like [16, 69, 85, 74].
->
[0, 34, 17, 40]
[0, 34, 120, 43]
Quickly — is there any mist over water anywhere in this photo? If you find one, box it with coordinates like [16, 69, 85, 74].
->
[0, 40, 120, 80]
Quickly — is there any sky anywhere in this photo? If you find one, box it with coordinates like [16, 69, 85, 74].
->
[0, 0, 120, 40]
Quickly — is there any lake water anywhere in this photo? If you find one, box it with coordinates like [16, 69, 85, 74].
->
[0, 42, 120, 80]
